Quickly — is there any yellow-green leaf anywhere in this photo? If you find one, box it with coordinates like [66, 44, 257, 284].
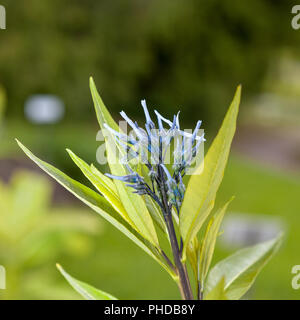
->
[67, 149, 136, 229]
[90, 163, 118, 196]
[16, 140, 175, 278]
[135, 162, 166, 233]
[143, 195, 167, 234]
[57, 264, 117, 300]
[179, 86, 241, 259]
[186, 237, 199, 281]
[204, 277, 228, 300]
[199, 198, 233, 284]
[204, 234, 282, 300]
[90, 78, 159, 247]
[90, 77, 119, 132]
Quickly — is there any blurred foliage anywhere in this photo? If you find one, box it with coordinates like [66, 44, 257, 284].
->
[0, 85, 5, 124]
[216, 157, 300, 300]
[245, 53, 300, 126]
[0, 170, 100, 299]
[0, 0, 296, 127]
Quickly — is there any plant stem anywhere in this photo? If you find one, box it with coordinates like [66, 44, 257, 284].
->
[158, 165, 194, 300]
[161, 250, 176, 273]
[164, 213, 194, 299]
[197, 282, 203, 300]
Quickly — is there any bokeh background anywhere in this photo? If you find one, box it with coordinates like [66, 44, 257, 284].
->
[0, 0, 299, 299]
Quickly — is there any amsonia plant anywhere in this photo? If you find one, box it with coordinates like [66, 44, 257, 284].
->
[17, 78, 282, 300]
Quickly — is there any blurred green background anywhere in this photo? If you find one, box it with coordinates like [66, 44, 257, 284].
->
[0, 0, 299, 299]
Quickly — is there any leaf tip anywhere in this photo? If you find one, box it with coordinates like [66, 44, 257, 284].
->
[235, 85, 242, 99]
[65, 148, 73, 156]
[15, 138, 21, 145]
[89, 76, 95, 87]
[15, 139, 26, 152]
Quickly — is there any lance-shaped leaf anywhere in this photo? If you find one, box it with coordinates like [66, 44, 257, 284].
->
[199, 198, 233, 285]
[90, 78, 159, 247]
[90, 163, 118, 196]
[16, 140, 176, 278]
[204, 234, 282, 300]
[67, 149, 136, 230]
[186, 236, 199, 282]
[204, 277, 227, 300]
[90, 77, 120, 132]
[143, 195, 168, 234]
[135, 162, 167, 234]
[179, 86, 241, 260]
[57, 264, 117, 300]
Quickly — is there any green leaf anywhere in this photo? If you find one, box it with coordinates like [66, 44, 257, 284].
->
[90, 78, 159, 248]
[90, 77, 119, 132]
[186, 237, 199, 281]
[135, 162, 166, 233]
[67, 149, 135, 229]
[199, 198, 234, 285]
[57, 264, 117, 300]
[179, 86, 241, 259]
[16, 140, 175, 278]
[90, 163, 118, 196]
[101, 138, 159, 247]
[204, 277, 227, 300]
[10, 171, 51, 235]
[143, 195, 167, 234]
[205, 234, 282, 300]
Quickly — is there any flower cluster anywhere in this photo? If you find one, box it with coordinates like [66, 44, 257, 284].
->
[105, 100, 205, 213]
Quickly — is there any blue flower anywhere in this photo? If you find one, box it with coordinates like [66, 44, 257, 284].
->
[104, 100, 205, 213]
